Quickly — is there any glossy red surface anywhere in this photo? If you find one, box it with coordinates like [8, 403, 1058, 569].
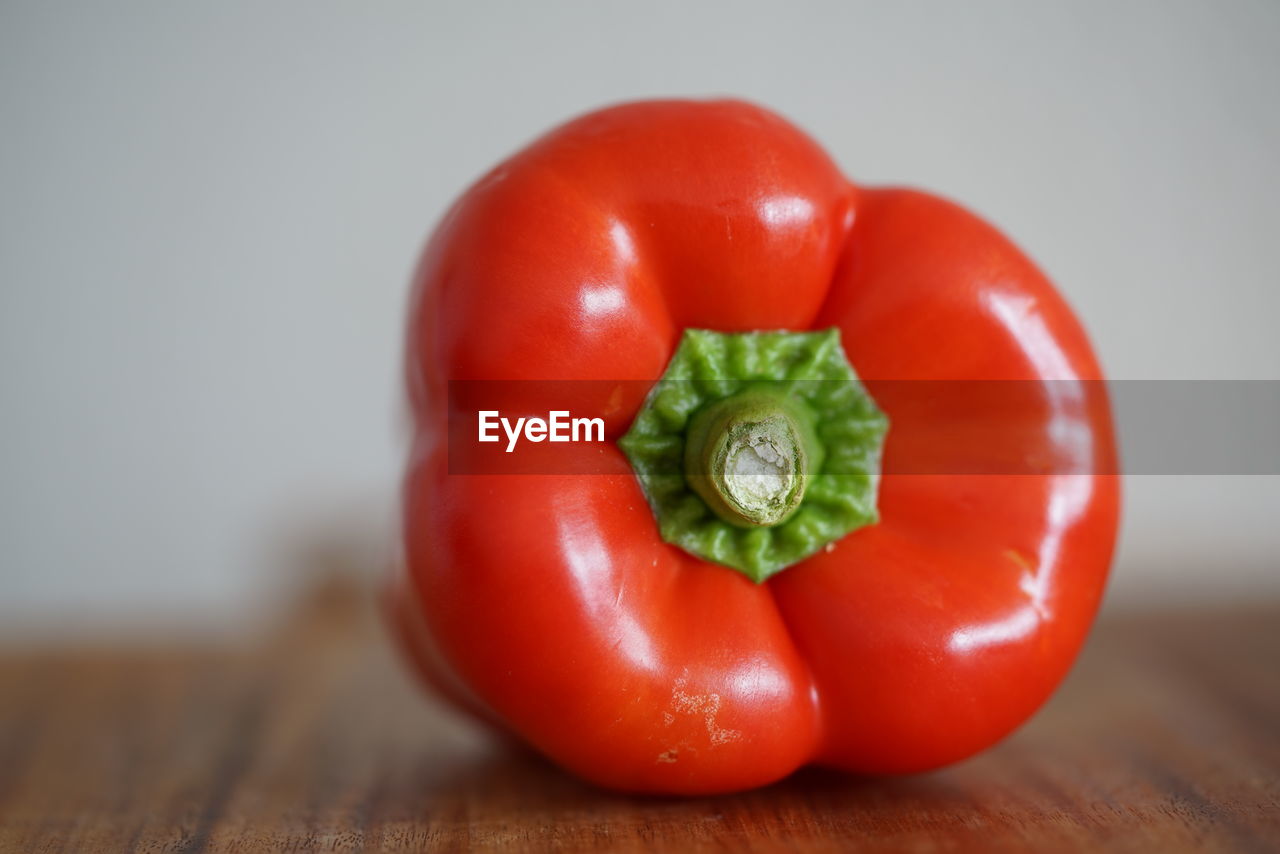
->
[397, 99, 1120, 794]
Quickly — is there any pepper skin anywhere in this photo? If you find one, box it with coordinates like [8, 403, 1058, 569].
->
[397, 99, 1120, 794]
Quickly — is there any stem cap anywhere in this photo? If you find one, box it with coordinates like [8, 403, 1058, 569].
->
[619, 329, 888, 582]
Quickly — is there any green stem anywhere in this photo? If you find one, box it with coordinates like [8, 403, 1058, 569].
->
[619, 328, 888, 583]
[683, 389, 820, 527]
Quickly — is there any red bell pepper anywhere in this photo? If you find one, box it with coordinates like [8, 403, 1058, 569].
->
[393, 99, 1120, 794]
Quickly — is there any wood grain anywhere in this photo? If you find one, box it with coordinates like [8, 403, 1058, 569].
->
[1, 579, 1277, 853]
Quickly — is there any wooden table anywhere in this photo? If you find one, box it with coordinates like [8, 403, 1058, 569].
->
[1, 579, 1277, 853]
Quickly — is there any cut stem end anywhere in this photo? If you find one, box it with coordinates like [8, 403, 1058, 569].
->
[685, 391, 814, 528]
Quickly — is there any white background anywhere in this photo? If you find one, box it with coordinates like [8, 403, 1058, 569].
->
[2, 1, 1277, 632]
